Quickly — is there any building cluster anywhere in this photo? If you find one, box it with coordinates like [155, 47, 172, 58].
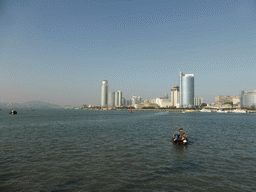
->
[100, 80, 123, 108]
[100, 72, 197, 109]
[215, 96, 239, 105]
[213, 91, 256, 109]
[100, 72, 256, 109]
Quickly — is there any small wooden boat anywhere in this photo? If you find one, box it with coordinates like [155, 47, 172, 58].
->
[172, 128, 188, 144]
[9, 110, 17, 114]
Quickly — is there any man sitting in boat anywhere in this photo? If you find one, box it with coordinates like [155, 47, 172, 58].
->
[173, 128, 187, 144]
[173, 128, 184, 138]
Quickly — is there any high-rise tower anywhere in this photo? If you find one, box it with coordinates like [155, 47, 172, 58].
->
[114, 91, 119, 107]
[101, 80, 109, 107]
[171, 85, 179, 107]
[179, 72, 194, 108]
[118, 90, 122, 107]
[108, 91, 115, 107]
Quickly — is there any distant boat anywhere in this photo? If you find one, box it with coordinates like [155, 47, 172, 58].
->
[199, 108, 212, 112]
[130, 106, 132, 113]
[232, 109, 247, 113]
[217, 108, 227, 113]
[9, 110, 17, 115]
[185, 110, 194, 113]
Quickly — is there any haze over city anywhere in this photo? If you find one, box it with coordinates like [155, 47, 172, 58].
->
[1, 0, 256, 106]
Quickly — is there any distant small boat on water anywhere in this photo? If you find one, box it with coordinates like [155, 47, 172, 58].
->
[216, 108, 227, 113]
[232, 109, 247, 113]
[183, 110, 194, 113]
[199, 108, 212, 112]
[9, 110, 17, 115]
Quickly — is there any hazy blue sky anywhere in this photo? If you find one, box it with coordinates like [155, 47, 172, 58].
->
[1, 0, 256, 106]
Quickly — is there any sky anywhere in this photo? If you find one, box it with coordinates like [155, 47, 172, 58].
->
[1, 0, 256, 106]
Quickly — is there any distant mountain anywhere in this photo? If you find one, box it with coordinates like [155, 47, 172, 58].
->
[20, 101, 62, 109]
[0, 101, 63, 109]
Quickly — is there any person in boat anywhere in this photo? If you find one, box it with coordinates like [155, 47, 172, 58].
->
[173, 128, 188, 144]
[173, 128, 185, 139]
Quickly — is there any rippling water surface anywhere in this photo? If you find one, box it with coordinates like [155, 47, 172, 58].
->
[1, 109, 256, 191]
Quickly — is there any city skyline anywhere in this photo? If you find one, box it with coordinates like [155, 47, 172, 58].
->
[1, 0, 256, 106]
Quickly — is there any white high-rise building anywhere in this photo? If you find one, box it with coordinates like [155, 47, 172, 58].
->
[101, 80, 109, 107]
[114, 92, 119, 107]
[240, 90, 256, 108]
[179, 72, 194, 108]
[118, 90, 122, 107]
[171, 85, 179, 107]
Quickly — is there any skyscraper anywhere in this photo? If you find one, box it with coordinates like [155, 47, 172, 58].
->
[118, 90, 122, 107]
[108, 91, 115, 107]
[171, 85, 179, 107]
[114, 92, 119, 107]
[101, 80, 109, 107]
[179, 72, 194, 108]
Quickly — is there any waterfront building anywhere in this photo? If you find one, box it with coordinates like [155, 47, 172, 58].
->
[164, 93, 169, 99]
[240, 90, 256, 108]
[131, 95, 143, 107]
[179, 72, 194, 108]
[194, 97, 203, 107]
[215, 96, 234, 105]
[171, 85, 179, 107]
[108, 91, 115, 107]
[101, 80, 109, 107]
[134, 103, 159, 109]
[115, 92, 119, 107]
[155, 98, 172, 108]
[118, 90, 122, 107]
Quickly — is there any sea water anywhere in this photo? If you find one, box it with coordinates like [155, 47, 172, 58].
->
[1, 109, 255, 191]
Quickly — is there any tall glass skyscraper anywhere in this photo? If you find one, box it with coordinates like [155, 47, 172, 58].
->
[179, 72, 194, 108]
[114, 92, 119, 107]
[118, 90, 122, 107]
[108, 91, 115, 107]
[101, 80, 109, 107]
